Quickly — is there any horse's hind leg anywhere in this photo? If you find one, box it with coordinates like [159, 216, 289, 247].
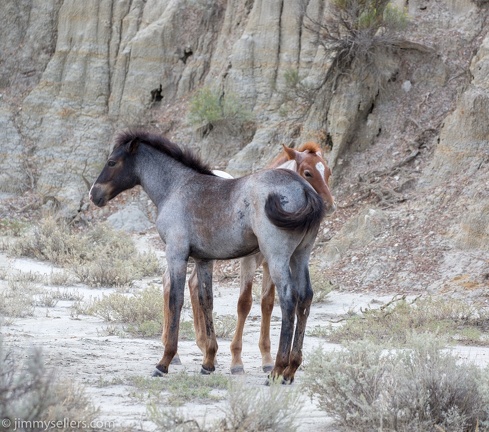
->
[265, 259, 296, 383]
[230, 253, 263, 374]
[188, 266, 207, 355]
[259, 261, 275, 373]
[195, 260, 218, 374]
[282, 250, 314, 384]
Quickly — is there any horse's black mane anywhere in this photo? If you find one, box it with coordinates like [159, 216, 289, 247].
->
[114, 130, 215, 176]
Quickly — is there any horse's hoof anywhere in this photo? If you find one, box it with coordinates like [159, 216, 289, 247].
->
[170, 356, 182, 365]
[200, 365, 215, 375]
[265, 374, 293, 385]
[152, 365, 168, 377]
[230, 366, 245, 375]
[282, 376, 294, 385]
[262, 364, 274, 373]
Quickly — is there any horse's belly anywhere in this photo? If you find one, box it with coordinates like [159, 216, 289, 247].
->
[189, 229, 259, 260]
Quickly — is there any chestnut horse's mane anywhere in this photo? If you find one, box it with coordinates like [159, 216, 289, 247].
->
[114, 130, 215, 176]
[270, 141, 323, 167]
[298, 141, 321, 154]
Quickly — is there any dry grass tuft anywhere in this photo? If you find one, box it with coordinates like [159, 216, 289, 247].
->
[84, 284, 164, 337]
[6, 216, 161, 287]
[327, 296, 489, 346]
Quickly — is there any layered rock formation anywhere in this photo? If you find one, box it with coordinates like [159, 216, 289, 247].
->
[0, 0, 487, 291]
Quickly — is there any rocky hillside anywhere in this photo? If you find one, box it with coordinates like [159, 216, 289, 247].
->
[0, 0, 488, 293]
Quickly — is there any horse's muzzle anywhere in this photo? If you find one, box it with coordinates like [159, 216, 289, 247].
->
[325, 200, 337, 215]
[89, 184, 108, 207]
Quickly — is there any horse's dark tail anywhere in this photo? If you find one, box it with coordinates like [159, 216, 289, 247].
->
[265, 187, 325, 232]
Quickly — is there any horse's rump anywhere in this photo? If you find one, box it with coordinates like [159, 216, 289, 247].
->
[264, 185, 325, 232]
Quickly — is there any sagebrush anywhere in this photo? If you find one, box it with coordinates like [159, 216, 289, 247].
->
[0, 338, 98, 430]
[148, 380, 303, 432]
[303, 334, 489, 431]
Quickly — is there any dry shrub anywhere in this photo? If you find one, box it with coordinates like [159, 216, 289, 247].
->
[213, 314, 237, 340]
[0, 272, 42, 324]
[85, 284, 164, 337]
[303, 334, 489, 431]
[7, 216, 161, 287]
[328, 296, 489, 345]
[148, 380, 303, 432]
[303, 0, 409, 88]
[309, 263, 335, 303]
[0, 339, 98, 431]
[219, 381, 303, 432]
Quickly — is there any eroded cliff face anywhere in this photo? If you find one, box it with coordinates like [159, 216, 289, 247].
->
[0, 0, 487, 292]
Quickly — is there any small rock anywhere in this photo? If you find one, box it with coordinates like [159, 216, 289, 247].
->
[107, 204, 153, 232]
[402, 80, 412, 92]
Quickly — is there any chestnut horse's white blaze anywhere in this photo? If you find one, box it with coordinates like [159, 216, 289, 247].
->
[90, 130, 329, 384]
[169, 141, 336, 375]
[315, 161, 326, 178]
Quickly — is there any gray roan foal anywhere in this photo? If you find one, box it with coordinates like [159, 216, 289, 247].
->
[89, 130, 325, 384]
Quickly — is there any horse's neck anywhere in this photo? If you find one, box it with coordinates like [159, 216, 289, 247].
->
[137, 149, 188, 207]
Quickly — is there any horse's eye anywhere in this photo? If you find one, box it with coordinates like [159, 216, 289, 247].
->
[107, 160, 116, 167]
[304, 170, 313, 178]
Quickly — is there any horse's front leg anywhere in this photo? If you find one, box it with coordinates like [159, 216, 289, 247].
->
[162, 269, 181, 365]
[154, 256, 187, 376]
[195, 260, 218, 374]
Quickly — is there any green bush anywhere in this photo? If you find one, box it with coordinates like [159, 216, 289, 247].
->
[303, 334, 489, 431]
[0, 218, 28, 237]
[188, 87, 252, 127]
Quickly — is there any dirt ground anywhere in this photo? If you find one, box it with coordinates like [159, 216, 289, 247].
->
[2, 230, 489, 432]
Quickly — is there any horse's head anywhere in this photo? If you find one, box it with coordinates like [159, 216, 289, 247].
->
[283, 143, 336, 214]
[89, 137, 140, 207]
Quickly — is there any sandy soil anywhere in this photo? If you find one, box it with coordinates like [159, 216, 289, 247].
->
[2, 234, 489, 432]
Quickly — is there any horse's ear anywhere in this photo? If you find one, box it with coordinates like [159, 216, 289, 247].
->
[282, 144, 295, 160]
[282, 145, 305, 163]
[128, 138, 140, 154]
[316, 150, 322, 157]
